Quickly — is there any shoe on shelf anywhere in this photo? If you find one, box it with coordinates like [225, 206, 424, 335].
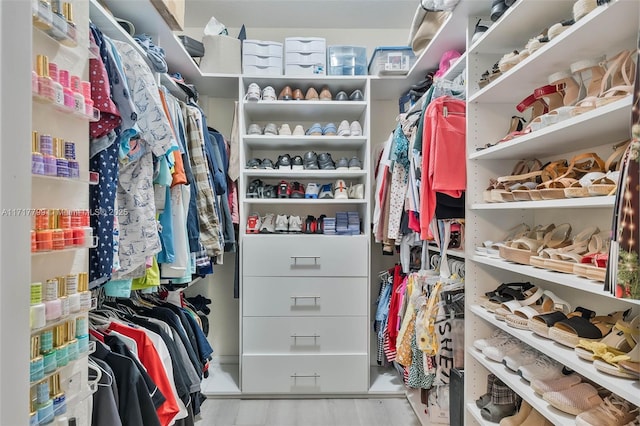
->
[334, 179, 349, 199]
[473, 329, 512, 351]
[305, 87, 319, 100]
[530, 373, 582, 396]
[482, 337, 522, 362]
[316, 214, 326, 234]
[575, 394, 639, 426]
[278, 124, 292, 135]
[259, 213, 275, 233]
[305, 183, 321, 199]
[502, 346, 539, 371]
[471, 19, 490, 44]
[348, 183, 364, 199]
[499, 400, 532, 426]
[247, 123, 262, 135]
[246, 179, 263, 198]
[259, 158, 274, 169]
[290, 181, 305, 198]
[277, 180, 291, 198]
[291, 155, 304, 170]
[337, 120, 351, 136]
[543, 382, 603, 416]
[292, 125, 305, 136]
[262, 184, 277, 198]
[318, 183, 334, 199]
[246, 213, 262, 233]
[318, 152, 336, 170]
[288, 215, 303, 232]
[261, 85, 276, 101]
[292, 88, 304, 100]
[490, 0, 508, 22]
[350, 121, 363, 136]
[264, 123, 278, 135]
[306, 123, 323, 136]
[275, 214, 289, 232]
[518, 355, 564, 381]
[276, 154, 292, 170]
[278, 85, 293, 100]
[323, 123, 337, 136]
[303, 151, 319, 170]
[245, 83, 261, 101]
[348, 157, 363, 170]
[349, 89, 364, 101]
[335, 90, 349, 101]
[246, 158, 261, 169]
[319, 86, 332, 100]
[336, 157, 350, 170]
[303, 215, 317, 233]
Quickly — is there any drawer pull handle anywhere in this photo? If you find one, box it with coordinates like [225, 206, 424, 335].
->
[290, 373, 320, 382]
[290, 256, 320, 266]
[290, 296, 320, 306]
[291, 334, 320, 344]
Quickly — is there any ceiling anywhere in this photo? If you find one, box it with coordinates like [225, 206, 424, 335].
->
[184, 0, 419, 29]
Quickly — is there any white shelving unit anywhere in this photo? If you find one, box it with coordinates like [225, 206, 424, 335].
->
[464, 1, 640, 425]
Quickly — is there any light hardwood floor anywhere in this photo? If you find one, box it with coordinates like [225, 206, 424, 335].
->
[195, 398, 421, 426]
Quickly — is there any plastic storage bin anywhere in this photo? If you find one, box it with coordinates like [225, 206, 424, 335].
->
[285, 63, 325, 76]
[368, 46, 416, 75]
[284, 37, 326, 53]
[243, 40, 283, 57]
[327, 46, 367, 76]
[285, 37, 326, 75]
[243, 65, 282, 76]
[243, 40, 283, 75]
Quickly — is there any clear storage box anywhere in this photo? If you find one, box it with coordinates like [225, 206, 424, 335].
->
[327, 45, 367, 76]
[368, 46, 416, 75]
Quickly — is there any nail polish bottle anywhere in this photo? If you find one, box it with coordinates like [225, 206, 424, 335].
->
[66, 321, 78, 361]
[61, 3, 76, 47]
[48, 62, 65, 110]
[37, 398, 55, 425]
[32, 0, 53, 30]
[49, 211, 65, 251]
[54, 325, 68, 367]
[29, 394, 38, 426]
[78, 273, 91, 312]
[30, 335, 45, 383]
[54, 138, 69, 178]
[36, 55, 55, 103]
[66, 273, 80, 313]
[32, 131, 45, 176]
[70, 76, 85, 115]
[57, 277, 69, 318]
[39, 134, 57, 176]
[50, 373, 67, 416]
[32, 68, 40, 96]
[81, 81, 94, 117]
[36, 378, 50, 407]
[58, 70, 75, 112]
[47, 0, 67, 42]
[44, 278, 62, 322]
[64, 141, 79, 178]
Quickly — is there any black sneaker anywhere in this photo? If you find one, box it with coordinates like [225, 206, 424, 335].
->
[276, 154, 291, 170]
[317, 152, 335, 170]
[290, 182, 305, 198]
[246, 179, 263, 198]
[277, 180, 291, 198]
[303, 151, 319, 170]
[262, 184, 277, 198]
[316, 214, 326, 234]
[246, 158, 261, 168]
[260, 158, 275, 169]
[291, 155, 304, 171]
[303, 215, 317, 233]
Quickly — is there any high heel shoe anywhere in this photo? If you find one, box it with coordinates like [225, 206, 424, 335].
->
[549, 70, 584, 106]
[569, 56, 607, 115]
[534, 84, 565, 111]
[497, 94, 548, 142]
[596, 49, 636, 107]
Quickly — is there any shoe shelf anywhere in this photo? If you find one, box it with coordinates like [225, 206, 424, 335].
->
[471, 305, 640, 406]
[471, 196, 615, 210]
[471, 255, 640, 305]
[244, 75, 367, 89]
[468, 349, 576, 426]
[244, 170, 367, 179]
[465, 403, 494, 426]
[469, 0, 639, 103]
[427, 244, 466, 259]
[243, 135, 367, 150]
[243, 199, 367, 205]
[243, 101, 367, 121]
[469, 97, 632, 160]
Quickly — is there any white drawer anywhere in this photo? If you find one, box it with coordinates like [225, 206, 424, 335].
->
[243, 54, 282, 67]
[242, 316, 367, 354]
[242, 64, 283, 76]
[285, 63, 326, 76]
[243, 40, 283, 57]
[242, 235, 367, 277]
[242, 276, 367, 317]
[285, 51, 326, 65]
[285, 37, 326, 53]
[241, 354, 367, 393]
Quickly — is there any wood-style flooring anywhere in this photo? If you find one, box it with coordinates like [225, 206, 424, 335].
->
[194, 398, 421, 426]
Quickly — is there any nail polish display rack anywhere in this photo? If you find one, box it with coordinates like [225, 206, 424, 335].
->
[464, 1, 640, 425]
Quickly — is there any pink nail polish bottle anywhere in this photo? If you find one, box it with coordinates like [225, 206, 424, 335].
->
[81, 81, 93, 117]
[58, 70, 75, 112]
[70, 76, 85, 115]
[36, 55, 55, 103]
[48, 62, 65, 109]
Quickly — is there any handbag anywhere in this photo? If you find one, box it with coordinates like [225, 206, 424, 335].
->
[408, 7, 450, 56]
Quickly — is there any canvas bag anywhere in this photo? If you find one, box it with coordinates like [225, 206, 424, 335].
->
[408, 7, 450, 56]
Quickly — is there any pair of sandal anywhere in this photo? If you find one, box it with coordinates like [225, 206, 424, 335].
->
[476, 223, 530, 256]
[548, 308, 632, 348]
[481, 280, 535, 312]
[499, 223, 572, 265]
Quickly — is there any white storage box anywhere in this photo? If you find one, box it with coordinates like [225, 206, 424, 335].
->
[243, 54, 282, 68]
[243, 40, 283, 57]
[200, 35, 241, 74]
[243, 64, 282, 76]
[285, 51, 326, 66]
[285, 63, 325, 76]
[284, 37, 326, 53]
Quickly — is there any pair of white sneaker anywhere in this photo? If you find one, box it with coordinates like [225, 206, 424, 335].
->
[337, 120, 362, 137]
[261, 213, 302, 233]
[245, 83, 276, 101]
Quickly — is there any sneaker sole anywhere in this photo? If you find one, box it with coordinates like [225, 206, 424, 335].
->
[305, 194, 319, 199]
[278, 166, 292, 170]
[336, 166, 349, 171]
[292, 165, 304, 171]
[348, 166, 362, 171]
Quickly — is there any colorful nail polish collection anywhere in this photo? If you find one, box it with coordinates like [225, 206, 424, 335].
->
[31, 272, 92, 330]
[33, 131, 81, 179]
[32, 0, 77, 47]
[33, 55, 92, 117]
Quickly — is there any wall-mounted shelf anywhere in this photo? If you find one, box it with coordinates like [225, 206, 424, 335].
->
[471, 196, 615, 210]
